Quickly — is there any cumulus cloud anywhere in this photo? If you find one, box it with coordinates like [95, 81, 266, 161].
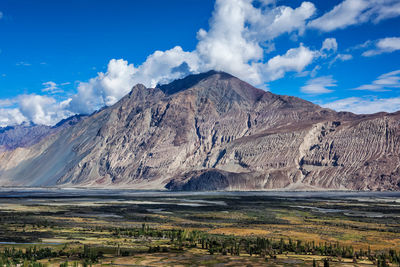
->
[264, 44, 316, 81]
[194, 0, 264, 84]
[0, 94, 74, 126]
[362, 37, 400, 56]
[246, 1, 316, 40]
[0, 109, 26, 127]
[132, 46, 200, 87]
[17, 94, 73, 126]
[301, 76, 337, 94]
[353, 69, 400, 91]
[68, 59, 136, 114]
[0, 0, 321, 126]
[67, 0, 319, 114]
[193, 0, 317, 85]
[323, 96, 400, 114]
[308, 0, 400, 32]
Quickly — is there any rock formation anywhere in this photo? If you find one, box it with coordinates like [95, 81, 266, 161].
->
[0, 71, 399, 190]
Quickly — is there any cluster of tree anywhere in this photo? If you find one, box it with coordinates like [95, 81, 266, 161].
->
[375, 249, 400, 266]
[112, 224, 400, 266]
[0, 245, 103, 267]
[79, 245, 102, 265]
[0, 247, 51, 267]
[1, 247, 56, 261]
[112, 223, 166, 238]
[1, 224, 399, 266]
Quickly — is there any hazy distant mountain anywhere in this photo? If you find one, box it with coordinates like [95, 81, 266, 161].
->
[0, 115, 86, 151]
[0, 71, 399, 190]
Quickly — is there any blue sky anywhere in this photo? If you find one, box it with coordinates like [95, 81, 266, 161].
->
[0, 0, 400, 126]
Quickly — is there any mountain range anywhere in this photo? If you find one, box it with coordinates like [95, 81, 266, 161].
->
[0, 115, 86, 152]
[0, 71, 399, 191]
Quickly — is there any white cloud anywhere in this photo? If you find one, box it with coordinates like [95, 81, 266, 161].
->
[301, 76, 337, 94]
[308, 0, 400, 32]
[362, 37, 400, 56]
[320, 38, 339, 60]
[353, 69, 400, 91]
[17, 94, 72, 126]
[195, 0, 316, 84]
[0, 95, 63, 127]
[0, 98, 16, 108]
[264, 44, 316, 81]
[329, 53, 353, 66]
[310, 65, 321, 77]
[335, 54, 353, 61]
[321, 38, 338, 52]
[247, 1, 316, 40]
[0, 11, 3, 19]
[309, 0, 369, 31]
[321, 70, 400, 115]
[0, 0, 321, 125]
[68, 59, 137, 114]
[368, 0, 400, 23]
[0, 109, 26, 127]
[42, 81, 61, 93]
[194, 0, 264, 84]
[323, 96, 400, 114]
[348, 40, 372, 51]
[68, 0, 319, 114]
[132, 46, 200, 87]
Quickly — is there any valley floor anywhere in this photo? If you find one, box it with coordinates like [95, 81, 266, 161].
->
[0, 190, 399, 266]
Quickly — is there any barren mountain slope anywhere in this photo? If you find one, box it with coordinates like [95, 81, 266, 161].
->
[0, 71, 399, 190]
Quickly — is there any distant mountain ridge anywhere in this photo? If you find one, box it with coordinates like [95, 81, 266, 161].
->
[0, 71, 399, 191]
[0, 114, 86, 151]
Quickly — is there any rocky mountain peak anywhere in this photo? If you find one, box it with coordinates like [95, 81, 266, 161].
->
[0, 71, 399, 191]
[155, 70, 268, 112]
[156, 70, 229, 95]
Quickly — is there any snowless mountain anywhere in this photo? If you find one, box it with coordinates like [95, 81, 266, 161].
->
[0, 71, 399, 190]
[0, 115, 86, 151]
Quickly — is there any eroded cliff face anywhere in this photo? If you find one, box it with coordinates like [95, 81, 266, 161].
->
[0, 71, 399, 190]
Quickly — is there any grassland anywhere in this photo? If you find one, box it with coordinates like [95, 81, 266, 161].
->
[0, 190, 399, 266]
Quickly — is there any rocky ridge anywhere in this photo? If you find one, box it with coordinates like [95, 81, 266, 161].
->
[0, 71, 399, 190]
[0, 115, 86, 152]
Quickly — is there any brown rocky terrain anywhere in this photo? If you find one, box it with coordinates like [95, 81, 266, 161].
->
[0, 71, 399, 190]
